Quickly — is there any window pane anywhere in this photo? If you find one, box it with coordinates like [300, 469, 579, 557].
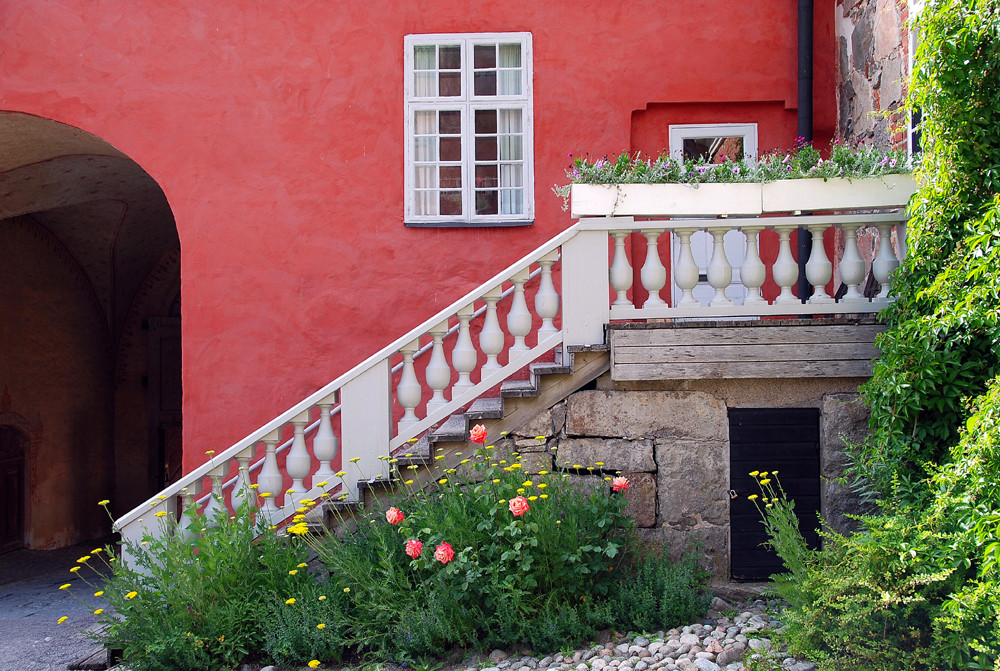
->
[500, 188, 524, 215]
[439, 45, 461, 70]
[414, 45, 436, 70]
[475, 164, 498, 188]
[474, 71, 497, 96]
[682, 136, 744, 163]
[474, 44, 496, 69]
[475, 109, 497, 134]
[439, 72, 461, 96]
[440, 165, 462, 188]
[476, 190, 498, 215]
[440, 137, 462, 161]
[498, 135, 522, 161]
[414, 110, 436, 134]
[498, 109, 522, 133]
[414, 136, 437, 162]
[439, 110, 461, 134]
[475, 136, 497, 161]
[414, 72, 436, 97]
[498, 43, 521, 68]
[498, 71, 520, 96]
[414, 165, 436, 188]
[440, 191, 462, 215]
[414, 190, 436, 215]
[500, 164, 522, 187]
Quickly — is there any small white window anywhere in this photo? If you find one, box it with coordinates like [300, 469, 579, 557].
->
[668, 123, 758, 165]
[404, 33, 533, 226]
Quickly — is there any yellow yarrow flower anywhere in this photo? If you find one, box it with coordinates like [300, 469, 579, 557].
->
[528, 496, 538, 501]
[595, 462, 605, 466]
[70, 567, 80, 573]
[439, 478, 448, 485]
[538, 470, 548, 475]
[492, 478, 501, 483]
[317, 623, 326, 629]
[308, 661, 321, 669]
[343, 587, 350, 593]
[285, 598, 296, 605]
[540, 494, 548, 499]
[126, 591, 138, 599]
[538, 483, 547, 489]
[748, 494, 758, 501]
[59, 583, 71, 590]
[155, 511, 168, 517]
[77, 556, 90, 563]
[759, 478, 771, 485]
[760, 471, 769, 477]
[318, 595, 327, 601]
[289, 570, 298, 575]
[349, 457, 361, 463]
[94, 590, 104, 597]
[297, 562, 308, 568]
[91, 548, 103, 554]
[522, 480, 533, 487]
[58, 616, 68, 624]
[97, 499, 109, 506]
[94, 608, 104, 615]
[749, 470, 759, 477]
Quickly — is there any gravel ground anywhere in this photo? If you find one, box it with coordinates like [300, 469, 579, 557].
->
[0, 538, 115, 671]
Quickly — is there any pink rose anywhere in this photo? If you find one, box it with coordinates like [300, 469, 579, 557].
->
[434, 542, 455, 564]
[404, 539, 423, 559]
[469, 424, 487, 444]
[612, 476, 629, 492]
[508, 496, 530, 517]
[385, 507, 405, 525]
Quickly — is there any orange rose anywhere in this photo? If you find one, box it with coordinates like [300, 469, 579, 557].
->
[612, 476, 629, 492]
[404, 539, 423, 559]
[469, 424, 488, 444]
[508, 495, 530, 517]
[385, 507, 405, 525]
[434, 542, 455, 564]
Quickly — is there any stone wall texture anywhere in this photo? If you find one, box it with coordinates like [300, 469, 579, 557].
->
[835, 0, 910, 149]
[511, 379, 870, 580]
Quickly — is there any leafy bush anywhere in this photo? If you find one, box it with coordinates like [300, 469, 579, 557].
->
[308, 435, 709, 661]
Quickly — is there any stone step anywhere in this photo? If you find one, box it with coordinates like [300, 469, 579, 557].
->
[428, 413, 469, 443]
[466, 396, 504, 420]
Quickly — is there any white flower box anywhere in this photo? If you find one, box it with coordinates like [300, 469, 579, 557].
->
[760, 174, 916, 213]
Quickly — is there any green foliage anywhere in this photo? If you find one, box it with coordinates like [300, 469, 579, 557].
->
[98, 496, 330, 671]
[311, 440, 708, 661]
[557, 140, 908, 187]
[605, 547, 711, 633]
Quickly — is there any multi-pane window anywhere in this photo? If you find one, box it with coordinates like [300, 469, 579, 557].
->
[668, 123, 758, 165]
[405, 34, 533, 226]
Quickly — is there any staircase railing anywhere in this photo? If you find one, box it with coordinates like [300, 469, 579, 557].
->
[115, 180, 912, 555]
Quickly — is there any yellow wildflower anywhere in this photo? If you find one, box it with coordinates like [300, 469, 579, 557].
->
[435, 455, 445, 460]
[760, 471, 769, 477]
[759, 478, 771, 485]
[595, 462, 605, 466]
[91, 548, 103, 554]
[155, 511, 168, 517]
[289, 570, 298, 575]
[522, 480, 533, 487]
[97, 499, 109, 506]
[77, 556, 90, 563]
[350, 457, 361, 463]
[343, 587, 350, 593]
[94, 591, 104, 597]
[297, 562, 308, 568]
[58, 616, 68, 624]
[94, 608, 104, 615]
[528, 496, 538, 501]
[748, 494, 758, 501]
[492, 478, 500, 483]
[315, 481, 328, 487]
[308, 661, 321, 669]
[517, 488, 525, 494]
[499, 499, 507, 504]
[317, 623, 326, 629]
[405, 480, 414, 485]
[540, 494, 548, 499]
[70, 567, 80, 573]
[439, 478, 448, 485]
[318, 595, 327, 601]
[126, 591, 138, 599]
[285, 598, 296, 605]
[573, 464, 582, 469]
[749, 470, 759, 477]
[538, 483, 547, 489]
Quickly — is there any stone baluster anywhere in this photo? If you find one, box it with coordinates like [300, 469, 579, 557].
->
[425, 320, 451, 414]
[396, 339, 421, 431]
[230, 446, 255, 512]
[534, 252, 560, 336]
[838, 223, 867, 302]
[479, 287, 504, 374]
[805, 223, 834, 304]
[257, 431, 282, 521]
[506, 269, 532, 355]
[707, 226, 733, 307]
[201, 464, 226, 525]
[673, 229, 700, 307]
[451, 305, 477, 390]
[740, 226, 766, 305]
[640, 230, 666, 307]
[286, 411, 311, 508]
[176, 486, 197, 540]
[894, 222, 908, 260]
[312, 396, 338, 487]
[872, 222, 900, 299]
[772, 225, 799, 304]
[609, 231, 633, 306]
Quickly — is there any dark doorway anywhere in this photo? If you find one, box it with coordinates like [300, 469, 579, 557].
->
[0, 427, 27, 554]
[148, 316, 182, 489]
[729, 407, 821, 581]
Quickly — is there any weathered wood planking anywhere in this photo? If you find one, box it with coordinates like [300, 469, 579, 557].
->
[611, 322, 885, 380]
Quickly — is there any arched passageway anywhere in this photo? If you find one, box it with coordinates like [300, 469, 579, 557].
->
[0, 112, 180, 550]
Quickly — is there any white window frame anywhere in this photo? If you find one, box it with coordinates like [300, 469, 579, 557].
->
[668, 123, 758, 165]
[404, 32, 534, 226]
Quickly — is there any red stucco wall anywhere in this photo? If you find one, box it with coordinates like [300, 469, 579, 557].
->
[1, 1, 835, 473]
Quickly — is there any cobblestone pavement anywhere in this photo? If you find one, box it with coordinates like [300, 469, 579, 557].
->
[0, 538, 115, 671]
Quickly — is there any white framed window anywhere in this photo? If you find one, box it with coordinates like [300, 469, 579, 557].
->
[404, 33, 533, 226]
[668, 123, 758, 165]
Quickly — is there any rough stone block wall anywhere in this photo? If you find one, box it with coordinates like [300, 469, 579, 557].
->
[505, 377, 871, 581]
[836, 0, 910, 150]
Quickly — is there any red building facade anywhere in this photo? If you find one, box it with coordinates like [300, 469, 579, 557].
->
[0, 1, 836, 549]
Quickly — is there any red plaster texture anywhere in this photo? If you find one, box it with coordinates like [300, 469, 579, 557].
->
[0, 1, 837, 474]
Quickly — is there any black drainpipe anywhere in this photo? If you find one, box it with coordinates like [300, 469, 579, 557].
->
[797, 0, 814, 303]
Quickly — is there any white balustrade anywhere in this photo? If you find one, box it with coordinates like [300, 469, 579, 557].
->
[116, 197, 906, 562]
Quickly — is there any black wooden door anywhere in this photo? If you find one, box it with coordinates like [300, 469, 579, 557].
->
[0, 427, 26, 554]
[729, 407, 821, 581]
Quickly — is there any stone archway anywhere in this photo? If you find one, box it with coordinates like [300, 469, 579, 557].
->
[0, 112, 180, 548]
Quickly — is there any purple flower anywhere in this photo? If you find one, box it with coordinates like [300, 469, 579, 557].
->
[890, 158, 897, 168]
